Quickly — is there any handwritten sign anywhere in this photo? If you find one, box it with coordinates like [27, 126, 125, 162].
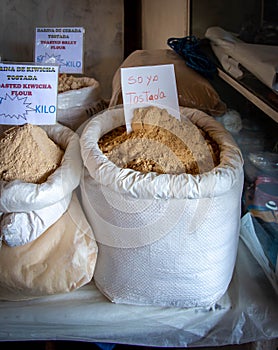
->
[35, 27, 84, 74]
[0, 62, 59, 125]
[121, 64, 180, 132]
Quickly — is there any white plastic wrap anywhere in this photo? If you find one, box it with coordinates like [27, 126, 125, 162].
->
[80, 106, 244, 308]
[0, 238, 276, 346]
[241, 212, 278, 294]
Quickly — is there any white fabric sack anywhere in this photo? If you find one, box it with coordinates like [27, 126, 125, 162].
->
[80, 107, 244, 308]
[205, 26, 278, 91]
[210, 43, 244, 79]
[0, 123, 81, 212]
[57, 99, 108, 131]
[57, 77, 104, 131]
[0, 123, 82, 246]
[58, 77, 101, 109]
[1, 192, 72, 247]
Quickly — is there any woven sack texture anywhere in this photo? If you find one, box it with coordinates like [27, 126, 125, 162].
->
[80, 107, 244, 308]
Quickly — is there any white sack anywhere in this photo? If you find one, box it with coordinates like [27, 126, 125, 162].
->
[1, 192, 72, 247]
[57, 99, 108, 131]
[80, 107, 244, 308]
[0, 123, 82, 247]
[57, 77, 101, 109]
[205, 26, 278, 91]
[57, 76, 105, 131]
[0, 123, 82, 212]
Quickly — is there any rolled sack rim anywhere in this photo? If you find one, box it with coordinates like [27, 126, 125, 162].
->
[80, 106, 244, 200]
[0, 123, 82, 212]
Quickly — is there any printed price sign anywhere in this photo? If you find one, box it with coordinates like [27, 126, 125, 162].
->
[0, 62, 59, 125]
[35, 27, 84, 74]
[121, 64, 180, 132]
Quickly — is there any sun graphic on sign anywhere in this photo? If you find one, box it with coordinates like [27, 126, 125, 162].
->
[0, 94, 34, 120]
[37, 52, 65, 66]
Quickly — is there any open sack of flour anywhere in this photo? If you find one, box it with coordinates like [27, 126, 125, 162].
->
[57, 74, 108, 131]
[80, 106, 244, 308]
[0, 123, 81, 246]
[0, 123, 98, 300]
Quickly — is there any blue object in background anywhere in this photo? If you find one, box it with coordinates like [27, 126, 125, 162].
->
[95, 342, 116, 350]
[167, 36, 217, 78]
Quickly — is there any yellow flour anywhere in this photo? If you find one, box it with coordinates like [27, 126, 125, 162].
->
[0, 124, 64, 184]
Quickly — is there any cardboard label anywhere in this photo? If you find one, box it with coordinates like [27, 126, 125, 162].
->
[0, 62, 59, 125]
[121, 64, 180, 132]
[35, 27, 84, 74]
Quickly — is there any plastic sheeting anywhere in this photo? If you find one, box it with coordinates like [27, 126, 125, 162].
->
[0, 221, 277, 346]
[241, 213, 278, 294]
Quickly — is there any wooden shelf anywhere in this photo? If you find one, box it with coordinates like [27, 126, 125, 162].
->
[217, 68, 278, 123]
[200, 39, 278, 123]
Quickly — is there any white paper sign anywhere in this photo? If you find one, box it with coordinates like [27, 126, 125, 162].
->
[35, 27, 84, 74]
[0, 62, 59, 125]
[121, 64, 180, 132]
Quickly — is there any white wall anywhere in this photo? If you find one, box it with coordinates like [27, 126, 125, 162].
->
[0, 0, 124, 99]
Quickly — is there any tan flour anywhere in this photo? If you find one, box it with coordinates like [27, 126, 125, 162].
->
[98, 106, 220, 175]
[0, 124, 64, 184]
[58, 73, 97, 93]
